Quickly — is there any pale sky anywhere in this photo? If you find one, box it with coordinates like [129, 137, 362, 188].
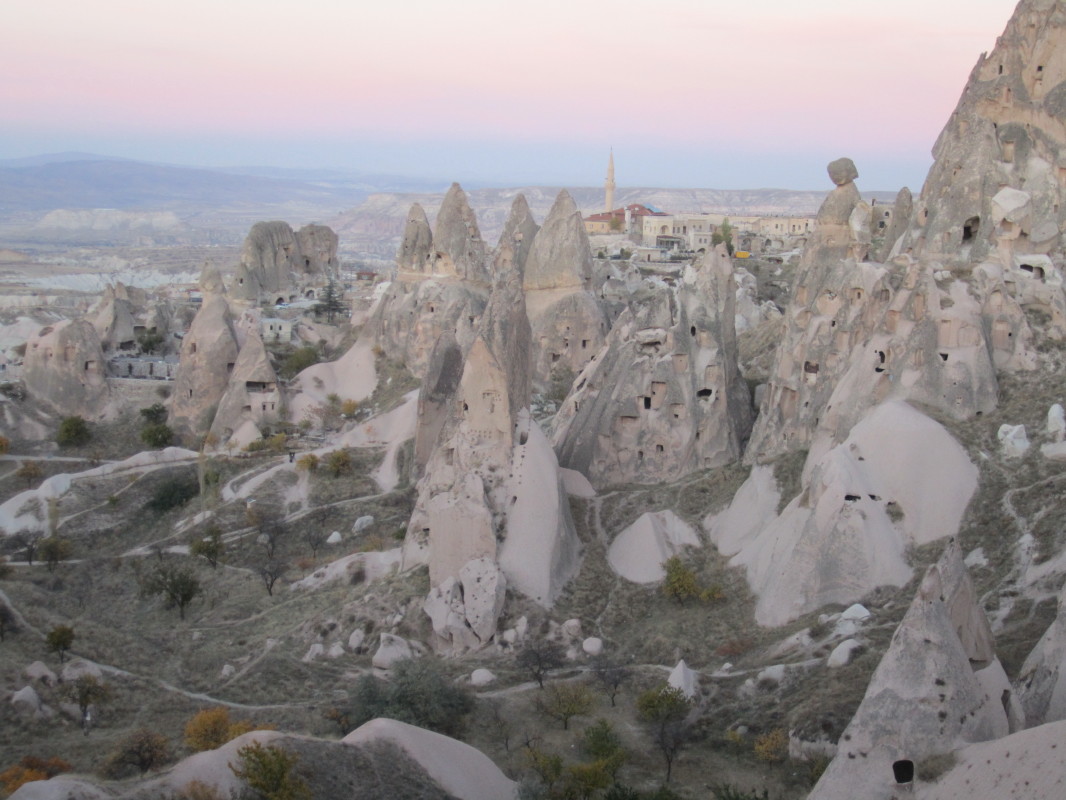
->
[0, 0, 1018, 189]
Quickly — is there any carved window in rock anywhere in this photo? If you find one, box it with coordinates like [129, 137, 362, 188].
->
[482, 390, 501, 415]
[1019, 263, 1045, 281]
[962, 216, 980, 242]
[84, 360, 95, 371]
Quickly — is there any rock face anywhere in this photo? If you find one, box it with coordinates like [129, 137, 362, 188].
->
[231, 221, 337, 303]
[497, 193, 539, 275]
[364, 186, 491, 378]
[745, 158, 1032, 465]
[552, 244, 752, 487]
[808, 541, 1018, 800]
[712, 401, 977, 626]
[893, 0, 1066, 272]
[90, 289, 137, 353]
[169, 295, 239, 439]
[1018, 579, 1066, 726]
[607, 511, 700, 584]
[208, 332, 282, 448]
[523, 190, 609, 391]
[22, 319, 112, 419]
[404, 257, 578, 650]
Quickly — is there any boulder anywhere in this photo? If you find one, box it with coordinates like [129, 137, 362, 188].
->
[471, 669, 496, 687]
[23, 661, 56, 687]
[10, 685, 49, 719]
[372, 634, 413, 669]
[826, 639, 863, 668]
[582, 637, 603, 656]
[61, 658, 102, 682]
[1049, 403, 1066, 441]
[326, 531, 342, 545]
[998, 423, 1031, 457]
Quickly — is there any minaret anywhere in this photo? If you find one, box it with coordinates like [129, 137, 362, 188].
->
[604, 149, 615, 213]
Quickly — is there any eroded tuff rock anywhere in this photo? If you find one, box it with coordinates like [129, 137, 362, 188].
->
[169, 295, 239, 439]
[364, 186, 491, 378]
[497, 193, 539, 275]
[892, 0, 1066, 271]
[712, 401, 977, 626]
[745, 158, 1034, 465]
[208, 332, 281, 449]
[22, 319, 112, 419]
[552, 244, 752, 487]
[404, 254, 578, 650]
[808, 541, 1019, 800]
[89, 288, 137, 353]
[523, 190, 609, 391]
[231, 221, 337, 303]
[1018, 579, 1066, 726]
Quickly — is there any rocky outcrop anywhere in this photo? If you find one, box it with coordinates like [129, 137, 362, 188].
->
[208, 332, 282, 449]
[404, 256, 578, 650]
[22, 319, 112, 419]
[808, 541, 1018, 800]
[745, 158, 1033, 465]
[231, 221, 337, 303]
[1018, 581, 1066, 726]
[552, 244, 752, 487]
[892, 0, 1066, 272]
[712, 401, 978, 626]
[364, 186, 491, 378]
[169, 295, 239, 440]
[523, 190, 609, 391]
[497, 193, 539, 275]
[412, 332, 464, 478]
[90, 288, 137, 353]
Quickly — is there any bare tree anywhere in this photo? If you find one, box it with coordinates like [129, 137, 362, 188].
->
[258, 560, 288, 596]
[516, 640, 566, 689]
[590, 656, 632, 707]
[11, 531, 43, 565]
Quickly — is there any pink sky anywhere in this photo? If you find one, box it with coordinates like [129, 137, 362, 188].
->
[0, 0, 1018, 188]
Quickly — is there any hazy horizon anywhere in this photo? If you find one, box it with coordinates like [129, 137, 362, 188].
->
[2, 0, 1018, 192]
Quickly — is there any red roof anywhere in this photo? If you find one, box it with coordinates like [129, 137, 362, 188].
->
[584, 204, 668, 222]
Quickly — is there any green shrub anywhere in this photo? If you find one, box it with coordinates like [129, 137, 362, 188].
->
[141, 423, 174, 449]
[348, 657, 473, 737]
[140, 403, 168, 425]
[56, 416, 91, 447]
[229, 742, 310, 800]
[146, 476, 199, 512]
[279, 347, 320, 380]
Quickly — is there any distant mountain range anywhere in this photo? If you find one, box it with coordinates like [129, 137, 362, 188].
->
[0, 153, 896, 253]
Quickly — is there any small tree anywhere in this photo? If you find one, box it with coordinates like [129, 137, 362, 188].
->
[56, 416, 91, 448]
[137, 330, 165, 354]
[0, 555, 10, 580]
[301, 525, 329, 560]
[346, 657, 474, 737]
[516, 640, 566, 689]
[324, 449, 352, 477]
[636, 685, 693, 782]
[46, 624, 74, 662]
[313, 276, 346, 324]
[190, 526, 225, 569]
[229, 741, 310, 800]
[661, 556, 701, 604]
[0, 434, 9, 454]
[141, 423, 175, 449]
[534, 682, 594, 730]
[12, 530, 43, 565]
[185, 707, 268, 753]
[712, 218, 735, 256]
[39, 536, 72, 572]
[140, 403, 169, 426]
[101, 728, 170, 777]
[258, 560, 288, 596]
[141, 563, 202, 620]
[63, 674, 113, 719]
[0, 757, 71, 796]
[294, 454, 318, 473]
[590, 656, 631, 707]
[15, 460, 43, 488]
